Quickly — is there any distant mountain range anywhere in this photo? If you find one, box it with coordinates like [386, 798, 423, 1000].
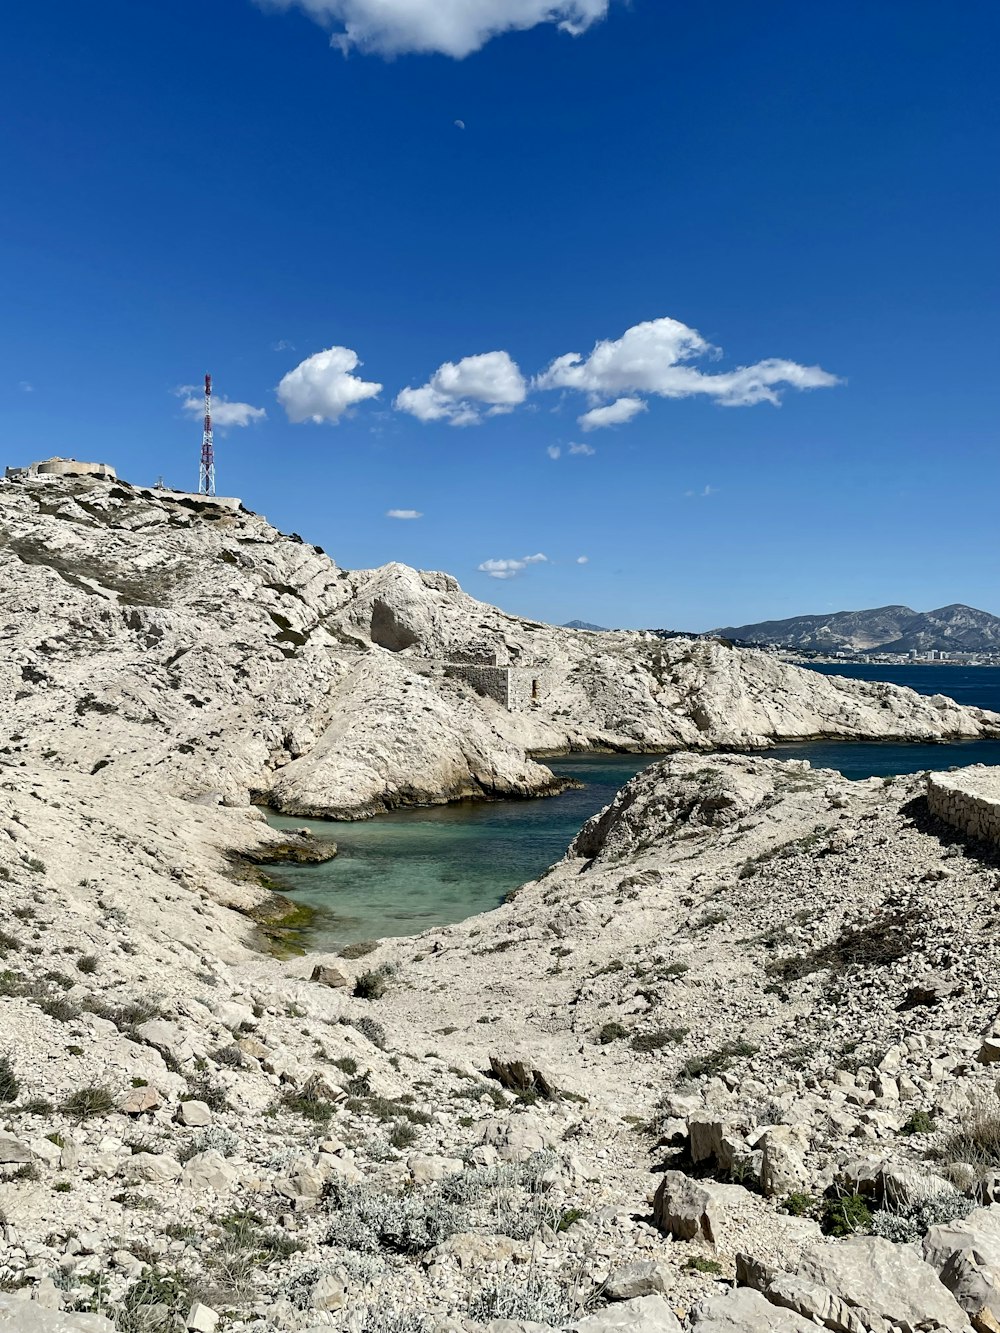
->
[713, 603, 1000, 654]
[563, 620, 608, 631]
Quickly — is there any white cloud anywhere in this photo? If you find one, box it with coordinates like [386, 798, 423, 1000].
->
[18, 381, 34, 394]
[578, 396, 647, 431]
[395, 351, 526, 427]
[684, 484, 718, 498]
[387, 508, 422, 519]
[259, 0, 610, 59]
[547, 445, 562, 460]
[271, 339, 296, 352]
[478, 552, 548, 580]
[576, 555, 589, 564]
[568, 441, 596, 455]
[180, 391, 266, 429]
[537, 316, 840, 428]
[277, 346, 382, 424]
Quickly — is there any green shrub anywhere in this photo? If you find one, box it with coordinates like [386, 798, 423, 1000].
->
[780, 1191, 818, 1217]
[76, 954, 99, 975]
[0, 1054, 18, 1103]
[61, 1086, 116, 1122]
[684, 1255, 722, 1274]
[901, 1110, 936, 1136]
[389, 1121, 420, 1150]
[821, 1192, 872, 1237]
[598, 1022, 628, 1045]
[679, 1039, 758, 1081]
[338, 940, 379, 959]
[631, 1026, 688, 1053]
[354, 969, 389, 1000]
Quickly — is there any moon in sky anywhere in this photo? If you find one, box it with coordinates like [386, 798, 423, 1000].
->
[454, 119, 466, 130]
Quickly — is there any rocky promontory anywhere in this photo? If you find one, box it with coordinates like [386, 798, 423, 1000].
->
[4, 469, 1000, 1332]
[2, 471, 998, 819]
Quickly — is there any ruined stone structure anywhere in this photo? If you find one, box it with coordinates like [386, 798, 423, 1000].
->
[927, 766, 1000, 846]
[444, 647, 548, 712]
[5, 456, 117, 481]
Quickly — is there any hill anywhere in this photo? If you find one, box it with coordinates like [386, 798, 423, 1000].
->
[715, 603, 1000, 653]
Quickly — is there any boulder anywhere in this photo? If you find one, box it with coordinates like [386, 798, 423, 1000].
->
[603, 1261, 670, 1301]
[488, 1054, 557, 1099]
[310, 964, 349, 989]
[688, 1118, 746, 1174]
[0, 1135, 35, 1165]
[180, 1150, 239, 1193]
[900, 972, 962, 1009]
[976, 1175, 1000, 1207]
[0, 1296, 114, 1331]
[789, 1236, 968, 1333]
[185, 1305, 219, 1332]
[310, 1273, 345, 1312]
[839, 1156, 953, 1209]
[571, 1295, 682, 1333]
[134, 1019, 196, 1067]
[978, 1040, 1000, 1066]
[688, 1287, 818, 1332]
[123, 1152, 182, 1183]
[176, 1100, 212, 1128]
[408, 1155, 464, 1186]
[122, 1086, 161, 1115]
[273, 1167, 325, 1204]
[923, 1208, 1000, 1327]
[652, 1171, 727, 1245]
[757, 1125, 810, 1198]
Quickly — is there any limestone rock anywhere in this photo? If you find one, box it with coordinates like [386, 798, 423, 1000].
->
[488, 1054, 557, 1099]
[185, 1305, 220, 1333]
[602, 1262, 670, 1301]
[652, 1171, 727, 1245]
[180, 1150, 239, 1192]
[310, 964, 349, 988]
[0, 1135, 35, 1165]
[122, 1085, 162, 1115]
[791, 1236, 968, 1333]
[978, 1039, 1000, 1066]
[688, 1287, 818, 1332]
[570, 1295, 681, 1333]
[123, 1152, 182, 1183]
[309, 1273, 345, 1312]
[176, 1099, 212, 1128]
[923, 1208, 1000, 1326]
[0, 1295, 114, 1331]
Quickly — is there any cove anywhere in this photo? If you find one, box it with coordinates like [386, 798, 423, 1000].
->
[265, 663, 1000, 951]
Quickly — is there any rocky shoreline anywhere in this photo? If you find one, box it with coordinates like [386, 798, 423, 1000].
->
[3, 474, 1000, 1332]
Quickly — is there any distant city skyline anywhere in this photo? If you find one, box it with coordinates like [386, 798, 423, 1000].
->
[2, 0, 998, 629]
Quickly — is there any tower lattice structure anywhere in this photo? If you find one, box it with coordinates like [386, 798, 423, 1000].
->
[198, 373, 216, 496]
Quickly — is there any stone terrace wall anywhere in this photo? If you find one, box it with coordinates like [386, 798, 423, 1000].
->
[927, 766, 1000, 846]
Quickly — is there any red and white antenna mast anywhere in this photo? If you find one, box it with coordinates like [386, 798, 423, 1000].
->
[198, 373, 216, 496]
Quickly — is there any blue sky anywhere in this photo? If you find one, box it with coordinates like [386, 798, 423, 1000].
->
[2, 0, 998, 629]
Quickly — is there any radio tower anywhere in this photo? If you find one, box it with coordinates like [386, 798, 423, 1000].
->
[198, 373, 216, 496]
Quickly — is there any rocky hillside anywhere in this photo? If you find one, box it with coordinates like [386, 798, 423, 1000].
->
[2, 472, 999, 821]
[3, 747, 1000, 1331]
[716, 603, 1000, 654]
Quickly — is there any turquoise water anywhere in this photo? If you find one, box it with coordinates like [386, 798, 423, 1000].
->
[267, 664, 1000, 948]
[266, 753, 661, 949]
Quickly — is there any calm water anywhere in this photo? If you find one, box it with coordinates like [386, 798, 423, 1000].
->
[267, 663, 1000, 948]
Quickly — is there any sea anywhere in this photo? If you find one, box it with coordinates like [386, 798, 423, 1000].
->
[266, 662, 1000, 949]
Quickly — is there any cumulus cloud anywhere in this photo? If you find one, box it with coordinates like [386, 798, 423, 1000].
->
[568, 441, 596, 455]
[578, 396, 647, 431]
[259, 0, 610, 59]
[180, 391, 266, 429]
[395, 351, 526, 427]
[576, 555, 589, 564]
[277, 346, 382, 424]
[478, 552, 548, 580]
[537, 316, 840, 427]
[547, 445, 562, 460]
[387, 508, 422, 519]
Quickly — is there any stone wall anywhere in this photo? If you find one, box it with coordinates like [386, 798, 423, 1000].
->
[444, 664, 550, 712]
[926, 767, 1000, 845]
